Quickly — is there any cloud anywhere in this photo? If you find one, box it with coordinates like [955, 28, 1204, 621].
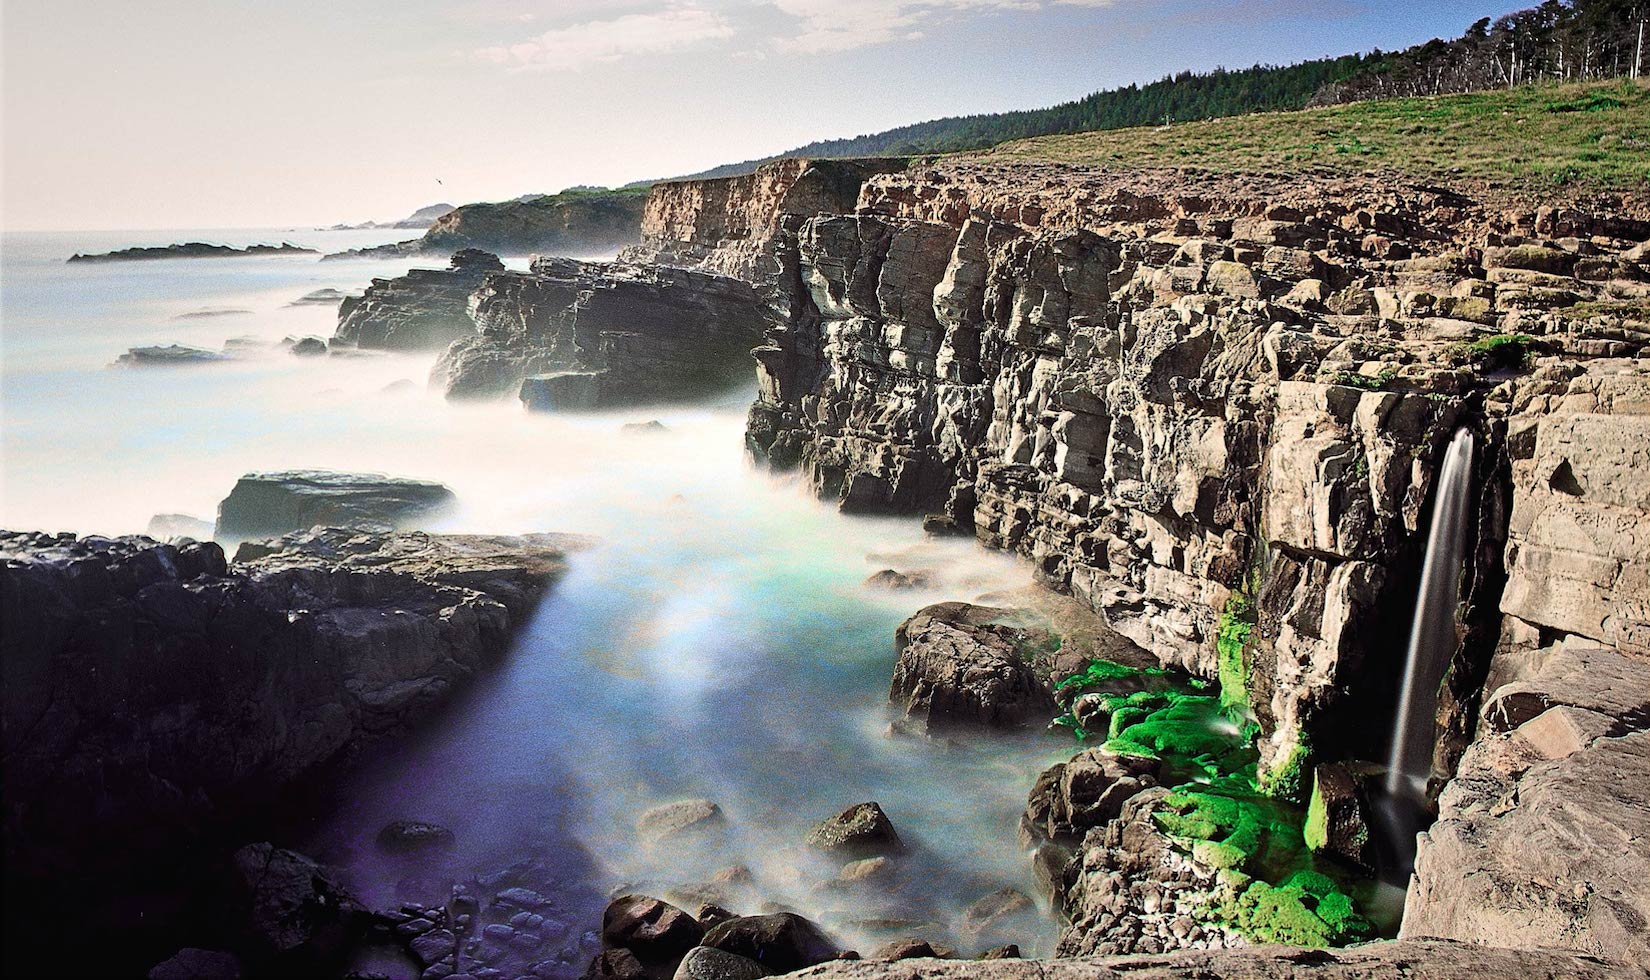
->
[477, 5, 736, 70]
[768, 0, 1118, 54]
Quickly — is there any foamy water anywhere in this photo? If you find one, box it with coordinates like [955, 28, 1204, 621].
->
[1, 230, 1071, 960]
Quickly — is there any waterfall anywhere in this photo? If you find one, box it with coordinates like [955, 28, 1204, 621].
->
[1386, 428, 1475, 800]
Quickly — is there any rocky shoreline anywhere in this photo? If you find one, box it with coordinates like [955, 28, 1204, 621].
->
[69, 241, 318, 262]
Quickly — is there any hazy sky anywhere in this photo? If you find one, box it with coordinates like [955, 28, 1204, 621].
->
[1, 0, 1520, 231]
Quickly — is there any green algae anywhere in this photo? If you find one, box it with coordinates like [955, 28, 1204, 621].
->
[1257, 734, 1312, 804]
[1050, 651, 1377, 948]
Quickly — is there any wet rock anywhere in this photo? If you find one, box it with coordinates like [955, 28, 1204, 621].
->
[521, 372, 601, 412]
[585, 948, 647, 980]
[868, 939, 938, 961]
[601, 895, 703, 962]
[290, 288, 354, 307]
[672, 945, 769, 980]
[805, 803, 905, 859]
[289, 336, 328, 357]
[637, 799, 727, 845]
[1303, 763, 1373, 871]
[1021, 750, 1158, 851]
[700, 913, 839, 974]
[622, 420, 670, 435]
[976, 945, 1020, 960]
[147, 948, 243, 980]
[863, 569, 933, 590]
[231, 843, 369, 963]
[376, 820, 457, 855]
[890, 603, 1056, 732]
[697, 905, 739, 928]
[957, 888, 1035, 942]
[214, 469, 455, 539]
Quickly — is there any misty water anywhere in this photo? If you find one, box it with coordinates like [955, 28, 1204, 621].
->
[1, 231, 1070, 961]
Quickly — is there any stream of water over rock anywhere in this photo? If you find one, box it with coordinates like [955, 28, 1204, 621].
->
[1, 231, 1072, 965]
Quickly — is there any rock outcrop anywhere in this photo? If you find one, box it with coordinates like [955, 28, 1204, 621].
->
[0, 527, 577, 881]
[69, 242, 317, 262]
[333, 248, 504, 350]
[214, 469, 456, 540]
[432, 255, 774, 404]
[323, 190, 646, 260]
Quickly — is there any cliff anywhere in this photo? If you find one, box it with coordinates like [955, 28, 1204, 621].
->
[628, 144, 1650, 968]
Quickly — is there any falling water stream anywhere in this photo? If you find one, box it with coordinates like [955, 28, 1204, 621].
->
[1386, 428, 1476, 801]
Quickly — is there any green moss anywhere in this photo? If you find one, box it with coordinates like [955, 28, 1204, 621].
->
[1458, 332, 1540, 371]
[1257, 735, 1311, 804]
[1216, 591, 1257, 726]
[1303, 771, 1330, 853]
[1330, 367, 1397, 391]
[1219, 871, 1375, 947]
[1055, 658, 1165, 693]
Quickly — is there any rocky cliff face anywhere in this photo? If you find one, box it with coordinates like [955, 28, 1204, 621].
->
[334, 248, 504, 350]
[623, 157, 909, 284]
[630, 155, 1650, 964]
[432, 255, 775, 404]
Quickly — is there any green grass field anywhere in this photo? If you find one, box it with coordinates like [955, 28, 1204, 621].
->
[981, 80, 1650, 192]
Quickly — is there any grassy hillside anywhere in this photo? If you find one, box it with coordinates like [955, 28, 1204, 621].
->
[981, 81, 1650, 191]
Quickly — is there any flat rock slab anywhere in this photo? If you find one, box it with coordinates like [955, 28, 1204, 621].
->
[215, 469, 456, 540]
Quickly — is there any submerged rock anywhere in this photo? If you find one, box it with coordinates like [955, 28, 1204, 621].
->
[805, 803, 905, 859]
[288, 336, 327, 357]
[214, 469, 455, 540]
[637, 798, 727, 845]
[288, 288, 354, 307]
[375, 820, 456, 855]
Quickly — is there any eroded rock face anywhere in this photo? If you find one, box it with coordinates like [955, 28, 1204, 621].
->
[214, 469, 455, 541]
[0, 527, 574, 882]
[1401, 639, 1650, 962]
[890, 602, 1057, 731]
[432, 255, 775, 405]
[333, 249, 503, 350]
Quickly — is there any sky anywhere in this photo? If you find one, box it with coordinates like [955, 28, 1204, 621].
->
[0, 0, 1526, 231]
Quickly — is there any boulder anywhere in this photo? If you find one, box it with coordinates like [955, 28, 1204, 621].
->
[214, 469, 455, 540]
[869, 939, 938, 961]
[602, 895, 704, 962]
[805, 803, 905, 859]
[864, 569, 933, 590]
[890, 603, 1055, 732]
[701, 913, 840, 973]
[288, 336, 327, 357]
[332, 250, 502, 350]
[673, 945, 770, 980]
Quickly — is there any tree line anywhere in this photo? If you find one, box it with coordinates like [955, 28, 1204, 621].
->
[676, 0, 1647, 182]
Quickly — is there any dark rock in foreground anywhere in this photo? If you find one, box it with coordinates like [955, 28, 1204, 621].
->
[0, 527, 575, 883]
[214, 469, 455, 540]
[602, 895, 704, 963]
[69, 242, 317, 262]
[332, 248, 504, 350]
[231, 843, 370, 966]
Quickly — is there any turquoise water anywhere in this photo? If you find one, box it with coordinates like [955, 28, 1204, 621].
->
[0, 230, 1071, 960]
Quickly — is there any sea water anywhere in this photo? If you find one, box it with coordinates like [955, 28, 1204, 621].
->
[0, 230, 1071, 958]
